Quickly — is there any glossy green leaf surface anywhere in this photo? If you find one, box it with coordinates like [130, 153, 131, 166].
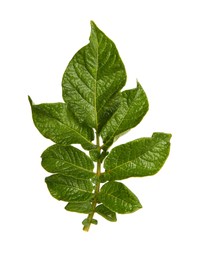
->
[101, 82, 149, 149]
[29, 97, 94, 150]
[95, 204, 117, 222]
[45, 174, 94, 202]
[101, 133, 171, 182]
[65, 201, 92, 214]
[41, 144, 94, 179]
[62, 21, 126, 130]
[98, 182, 142, 214]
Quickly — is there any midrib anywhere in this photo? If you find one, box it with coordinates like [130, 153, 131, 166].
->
[94, 37, 99, 131]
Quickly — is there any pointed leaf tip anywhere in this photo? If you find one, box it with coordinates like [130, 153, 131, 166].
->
[28, 96, 33, 106]
[90, 20, 98, 30]
[90, 20, 95, 26]
[62, 20, 126, 130]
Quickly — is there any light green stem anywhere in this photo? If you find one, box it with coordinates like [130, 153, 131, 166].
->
[83, 133, 101, 232]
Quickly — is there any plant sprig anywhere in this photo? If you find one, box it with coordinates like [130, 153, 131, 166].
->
[29, 21, 171, 231]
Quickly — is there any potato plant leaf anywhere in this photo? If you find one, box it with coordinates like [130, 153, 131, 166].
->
[28, 97, 94, 150]
[98, 181, 142, 214]
[45, 174, 94, 202]
[65, 201, 92, 214]
[100, 82, 149, 149]
[41, 144, 95, 180]
[62, 21, 126, 130]
[29, 21, 171, 232]
[95, 204, 117, 222]
[101, 132, 171, 182]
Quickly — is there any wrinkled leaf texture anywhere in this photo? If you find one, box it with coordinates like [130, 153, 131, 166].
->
[28, 97, 94, 150]
[101, 81, 149, 149]
[45, 174, 94, 202]
[41, 144, 95, 180]
[101, 132, 171, 182]
[65, 201, 92, 214]
[98, 181, 142, 214]
[62, 21, 127, 131]
[29, 21, 172, 230]
[95, 204, 117, 222]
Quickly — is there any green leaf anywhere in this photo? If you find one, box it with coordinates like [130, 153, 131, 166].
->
[29, 21, 172, 231]
[82, 218, 98, 226]
[100, 82, 149, 149]
[45, 174, 94, 202]
[28, 97, 94, 150]
[98, 92, 122, 133]
[91, 219, 98, 225]
[95, 204, 117, 222]
[98, 182, 142, 214]
[99, 150, 109, 163]
[89, 148, 100, 162]
[101, 132, 171, 182]
[41, 144, 95, 179]
[62, 21, 126, 130]
[65, 201, 92, 214]
[89, 149, 109, 162]
[82, 218, 89, 227]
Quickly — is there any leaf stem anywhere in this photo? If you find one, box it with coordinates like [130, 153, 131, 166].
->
[83, 133, 101, 232]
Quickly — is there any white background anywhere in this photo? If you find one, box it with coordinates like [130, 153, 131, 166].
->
[1, 0, 198, 259]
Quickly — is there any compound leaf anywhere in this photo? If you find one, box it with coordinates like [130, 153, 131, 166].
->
[28, 97, 94, 150]
[45, 174, 94, 202]
[101, 132, 171, 182]
[98, 181, 142, 214]
[65, 201, 92, 214]
[41, 144, 95, 180]
[95, 204, 117, 222]
[62, 21, 126, 130]
[101, 82, 149, 149]
[29, 21, 172, 231]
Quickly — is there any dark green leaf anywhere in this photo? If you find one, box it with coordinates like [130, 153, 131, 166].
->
[101, 132, 171, 182]
[98, 182, 142, 214]
[45, 174, 94, 202]
[41, 144, 95, 179]
[99, 150, 109, 162]
[65, 201, 92, 214]
[89, 148, 100, 162]
[62, 21, 126, 130]
[101, 82, 149, 149]
[28, 97, 94, 150]
[95, 204, 117, 222]
[89, 149, 109, 162]
[29, 21, 172, 231]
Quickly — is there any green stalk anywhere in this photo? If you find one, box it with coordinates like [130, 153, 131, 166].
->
[83, 133, 101, 232]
